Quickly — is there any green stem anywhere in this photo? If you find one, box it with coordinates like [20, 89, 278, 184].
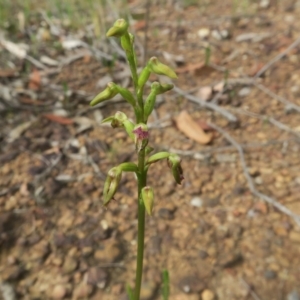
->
[134, 148, 147, 300]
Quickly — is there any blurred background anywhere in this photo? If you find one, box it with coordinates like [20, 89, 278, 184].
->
[0, 0, 300, 299]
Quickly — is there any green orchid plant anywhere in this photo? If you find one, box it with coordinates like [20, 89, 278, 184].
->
[90, 19, 183, 300]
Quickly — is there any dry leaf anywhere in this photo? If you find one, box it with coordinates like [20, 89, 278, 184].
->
[0, 39, 27, 58]
[28, 69, 41, 90]
[174, 111, 212, 145]
[61, 39, 84, 50]
[133, 20, 146, 31]
[8, 120, 36, 142]
[176, 62, 204, 74]
[43, 114, 74, 125]
[196, 86, 212, 101]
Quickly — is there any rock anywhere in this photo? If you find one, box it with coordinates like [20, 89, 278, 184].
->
[238, 87, 251, 97]
[203, 197, 220, 208]
[199, 250, 208, 259]
[62, 257, 78, 274]
[2, 265, 23, 280]
[201, 289, 215, 300]
[259, 0, 270, 8]
[196, 86, 212, 101]
[291, 86, 300, 97]
[264, 269, 277, 279]
[216, 154, 236, 163]
[172, 294, 199, 300]
[73, 282, 93, 299]
[190, 197, 203, 208]
[198, 28, 210, 39]
[218, 251, 243, 268]
[0, 282, 16, 300]
[289, 231, 300, 243]
[158, 208, 174, 220]
[29, 240, 50, 261]
[178, 275, 205, 294]
[81, 247, 93, 257]
[86, 267, 108, 289]
[94, 240, 123, 263]
[287, 289, 300, 300]
[212, 29, 229, 40]
[140, 281, 157, 300]
[52, 285, 67, 299]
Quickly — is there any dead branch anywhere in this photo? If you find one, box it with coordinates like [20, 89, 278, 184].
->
[254, 36, 300, 78]
[230, 108, 300, 139]
[254, 82, 300, 113]
[172, 85, 238, 122]
[240, 278, 261, 300]
[208, 122, 300, 227]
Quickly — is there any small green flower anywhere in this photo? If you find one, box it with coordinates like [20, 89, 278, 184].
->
[138, 66, 151, 91]
[90, 82, 118, 106]
[141, 186, 154, 215]
[148, 57, 178, 79]
[133, 124, 149, 152]
[168, 154, 184, 185]
[106, 19, 129, 37]
[103, 167, 122, 206]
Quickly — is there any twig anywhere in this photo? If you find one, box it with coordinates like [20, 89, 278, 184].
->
[254, 36, 300, 78]
[86, 155, 105, 179]
[240, 278, 261, 300]
[34, 153, 63, 185]
[172, 85, 238, 122]
[254, 82, 300, 113]
[230, 108, 300, 139]
[165, 137, 299, 157]
[208, 122, 300, 227]
[25, 55, 47, 70]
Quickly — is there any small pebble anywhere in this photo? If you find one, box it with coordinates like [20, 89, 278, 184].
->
[238, 87, 251, 97]
[287, 289, 300, 300]
[259, 0, 270, 8]
[158, 208, 174, 220]
[198, 28, 210, 39]
[190, 197, 203, 208]
[264, 269, 277, 279]
[201, 289, 215, 300]
[52, 285, 67, 299]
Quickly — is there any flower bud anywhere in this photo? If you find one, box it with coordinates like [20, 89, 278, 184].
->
[143, 88, 157, 121]
[148, 57, 178, 79]
[133, 123, 149, 152]
[138, 66, 151, 90]
[106, 19, 129, 37]
[154, 83, 174, 95]
[90, 82, 118, 106]
[121, 33, 132, 53]
[103, 167, 122, 206]
[141, 186, 154, 215]
[111, 111, 128, 128]
[167, 154, 184, 185]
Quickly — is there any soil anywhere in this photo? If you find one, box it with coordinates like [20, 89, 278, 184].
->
[1, 1, 300, 300]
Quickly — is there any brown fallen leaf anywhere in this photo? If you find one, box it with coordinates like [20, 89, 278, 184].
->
[176, 62, 204, 74]
[28, 69, 41, 90]
[133, 20, 146, 31]
[174, 111, 212, 145]
[43, 114, 74, 125]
